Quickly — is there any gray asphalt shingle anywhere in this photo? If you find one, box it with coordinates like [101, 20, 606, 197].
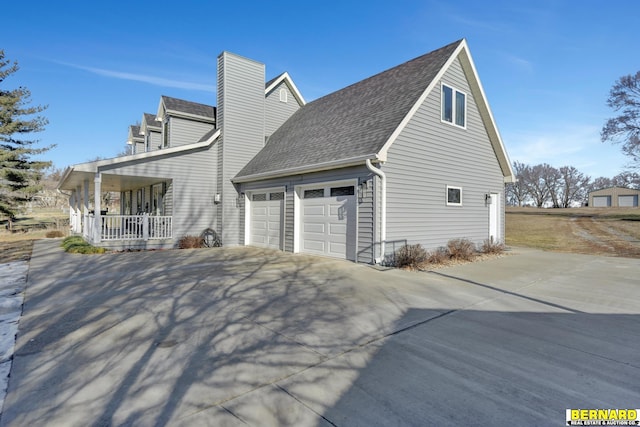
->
[236, 40, 462, 179]
[162, 96, 215, 119]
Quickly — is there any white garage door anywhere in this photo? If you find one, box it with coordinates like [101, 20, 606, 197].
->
[250, 191, 284, 250]
[618, 195, 638, 207]
[592, 196, 611, 207]
[301, 185, 356, 260]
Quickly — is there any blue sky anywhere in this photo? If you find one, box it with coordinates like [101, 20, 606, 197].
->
[3, 0, 638, 179]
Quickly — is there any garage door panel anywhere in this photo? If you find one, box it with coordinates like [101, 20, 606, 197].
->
[303, 204, 325, 216]
[303, 239, 326, 253]
[619, 195, 638, 207]
[329, 223, 346, 235]
[250, 195, 283, 250]
[300, 185, 356, 260]
[592, 196, 611, 207]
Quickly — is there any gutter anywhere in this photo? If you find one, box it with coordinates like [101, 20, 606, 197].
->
[366, 159, 386, 264]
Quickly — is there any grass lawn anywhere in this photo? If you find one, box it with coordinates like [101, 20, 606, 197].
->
[506, 207, 640, 258]
[1, 208, 69, 263]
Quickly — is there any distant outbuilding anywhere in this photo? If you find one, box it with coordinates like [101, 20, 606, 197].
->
[588, 186, 640, 207]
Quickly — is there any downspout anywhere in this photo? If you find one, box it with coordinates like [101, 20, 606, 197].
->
[365, 159, 386, 264]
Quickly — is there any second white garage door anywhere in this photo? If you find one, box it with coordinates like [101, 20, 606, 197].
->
[300, 184, 356, 260]
[250, 191, 284, 250]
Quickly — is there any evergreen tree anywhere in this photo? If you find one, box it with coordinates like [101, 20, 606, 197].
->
[0, 49, 51, 229]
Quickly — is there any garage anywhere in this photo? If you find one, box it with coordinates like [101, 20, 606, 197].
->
[299, 183, 357, 260]
[618, 195, 638, 207]
[592, 196, 611, 207]
[249, 191, 284, 250]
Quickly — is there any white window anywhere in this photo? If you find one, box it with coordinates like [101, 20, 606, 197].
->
[446, 186, 462, 206]
[442, 84, 466, 128]
[279, 88, 288, 103]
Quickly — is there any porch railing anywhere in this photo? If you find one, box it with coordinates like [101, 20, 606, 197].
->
[84, 214, 172, 242]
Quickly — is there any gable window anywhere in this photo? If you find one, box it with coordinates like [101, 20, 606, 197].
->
[162, 120, 169, 148]
[442, 84, 466, 128]
[279, 88, 288, 103]
[446, 186, 462, 206]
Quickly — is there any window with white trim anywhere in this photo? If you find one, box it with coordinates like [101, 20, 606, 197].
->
[442, 84, 466, 128]
[446, 186, 462, 206]
[279, 88, 288, 103]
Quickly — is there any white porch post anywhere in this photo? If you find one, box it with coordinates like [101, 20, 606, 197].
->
[69, 192, 76, 233]
[75, 185, 82, 233]
[93, 173, 102, 243]
[142, 212, 149, 241]
[83, 179, 90, 238]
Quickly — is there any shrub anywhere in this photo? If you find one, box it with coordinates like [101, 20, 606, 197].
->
[480, 239, 505, 254]
[447, 238, 475, 261]
[61, 236, 107, 254]
[394, 244, 428, 269]
[46, 230, 65, 238]
[427, 247, 449, 264]
[178, 235, 204, 249]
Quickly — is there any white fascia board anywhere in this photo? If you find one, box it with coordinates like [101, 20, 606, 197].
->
[375, 40, 515, 182]
[376, 41, 466, 162]
[56, 166, 75, 190]
[164, 110, 216, 123]
[156, 97, 166, 121]
[457, 48, 515, 182]
[265, 72, 306, 106]
[232, 154, 379, 183]
[66, 129, 220, 175]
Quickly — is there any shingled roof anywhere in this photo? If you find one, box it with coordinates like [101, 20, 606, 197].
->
[143, 113, 161, 130]
[161, 96, 215, 119]
[235, 39, 463, 180]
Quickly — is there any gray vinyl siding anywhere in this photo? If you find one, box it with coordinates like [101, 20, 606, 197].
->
[169, 116, 215, 148]
[383, 57, 505, 254]
[97, 145, 217, 242]
[265, 82, 302, 138]
[148, 130, 162, 151]
[134, 141, 145, 155]
[217, 52, 266, 246]
[239, 165, 375, 263]
[357, 176, 375, 264]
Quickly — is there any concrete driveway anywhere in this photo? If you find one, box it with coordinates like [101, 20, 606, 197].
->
[1, 240, 638, 426]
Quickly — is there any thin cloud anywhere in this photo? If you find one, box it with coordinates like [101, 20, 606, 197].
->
[57, 61, 215, 93]
[505, 54, 534, 73]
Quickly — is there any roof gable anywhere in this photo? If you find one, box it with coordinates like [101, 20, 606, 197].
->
[157, 96, 216, 122]
[127, 125, 144, 143]
[235, 40, 465, 180]
[140, 112, 161, 134]
[265, 72, 306, 106]
[235, 39, 514, 183]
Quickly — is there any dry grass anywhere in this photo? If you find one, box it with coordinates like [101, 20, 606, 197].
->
[506, 207, 640, 258]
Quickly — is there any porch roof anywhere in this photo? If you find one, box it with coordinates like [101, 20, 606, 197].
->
[59, 170, 167, 193]
[58, 129, 220, 193]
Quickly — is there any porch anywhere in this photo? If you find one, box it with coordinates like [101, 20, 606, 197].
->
[58, 161, 174, 248]
[82, 213, 173, 244]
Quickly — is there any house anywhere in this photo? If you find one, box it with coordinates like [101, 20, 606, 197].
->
[588, 186, 640, 207]
[58, 39, 514, 263]
[126, 125, 145, 155]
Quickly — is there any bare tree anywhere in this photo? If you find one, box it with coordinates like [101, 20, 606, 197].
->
[527, 164, 552, 208]
[557, 166, 590, 207]
[505, 161, 530, 206]
[601, 71, 640, 169]
[590, 176, 613, 192]
[541, 164, 562, 208]
[612, 171, 640, 189]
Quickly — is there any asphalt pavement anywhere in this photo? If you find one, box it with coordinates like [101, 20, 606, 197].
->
[1, 240, 638, 426]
